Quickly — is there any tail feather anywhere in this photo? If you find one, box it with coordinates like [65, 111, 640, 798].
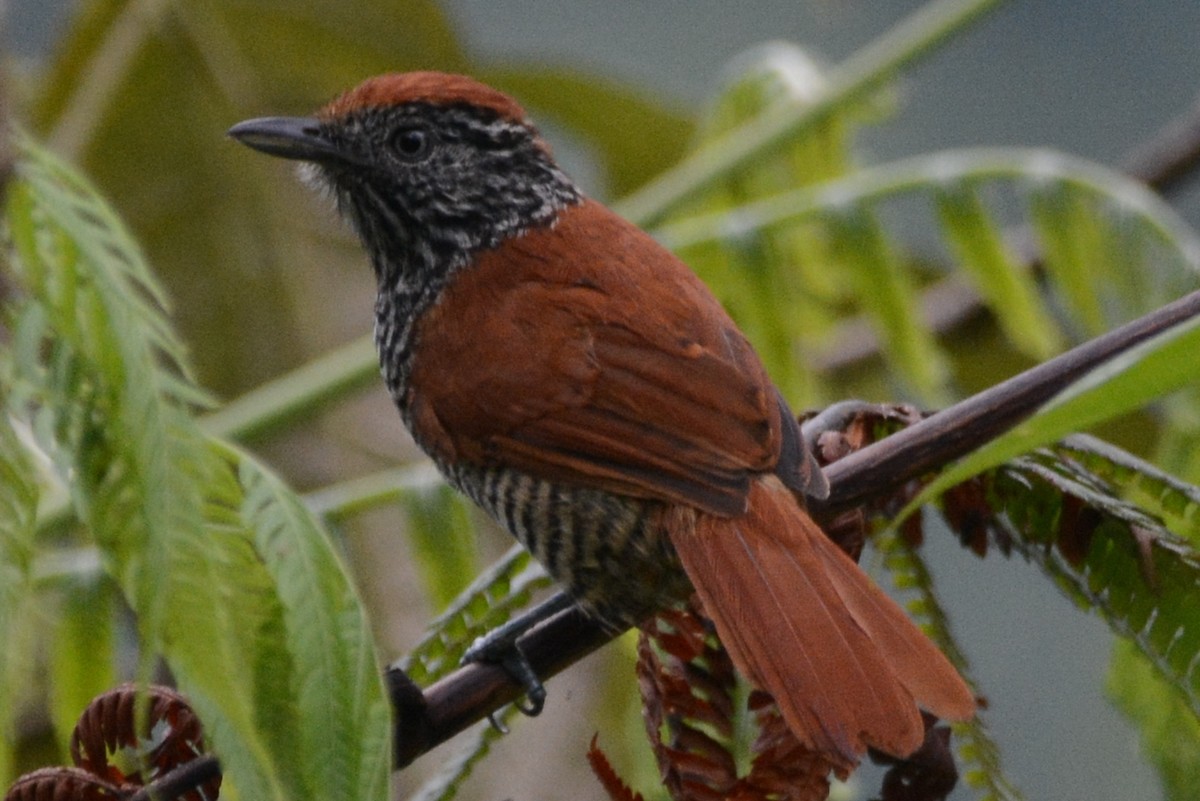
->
[814, 527, 977, 722]
[667, 476, 974, 770]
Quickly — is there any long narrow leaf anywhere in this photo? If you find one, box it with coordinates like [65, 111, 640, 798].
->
[1029, 182, 1110, 336]
[826, 206, 951, 403]
[935, 183, 1062, 359]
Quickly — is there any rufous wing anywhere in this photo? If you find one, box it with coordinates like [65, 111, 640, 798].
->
[667, 476, 975, 770]
[408, 199, 802, 516]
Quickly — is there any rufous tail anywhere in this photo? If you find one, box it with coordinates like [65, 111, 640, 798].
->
[667, 476, 975, 771]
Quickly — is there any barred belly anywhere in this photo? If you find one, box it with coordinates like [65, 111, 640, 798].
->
[446, 463, 690, 630]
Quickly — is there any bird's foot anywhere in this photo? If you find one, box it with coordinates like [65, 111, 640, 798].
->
[468, 639, 546, 720]
[460, 592, 575, 728]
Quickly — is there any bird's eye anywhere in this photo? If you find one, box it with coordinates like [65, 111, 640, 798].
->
[389, 125, 432, 162]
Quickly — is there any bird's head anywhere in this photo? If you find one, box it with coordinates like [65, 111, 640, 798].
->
[229, 72, 581, 288]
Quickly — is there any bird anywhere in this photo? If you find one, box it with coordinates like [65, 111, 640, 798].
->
[228, 71, 975, 772]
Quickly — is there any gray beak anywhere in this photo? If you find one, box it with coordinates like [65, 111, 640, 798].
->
[227, 116, 356, 165]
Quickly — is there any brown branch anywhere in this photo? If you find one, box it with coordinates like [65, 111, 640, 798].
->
[391, 288, 1200, 768]
[392, 602, 609, 767]
[817, 289, 1200, 515]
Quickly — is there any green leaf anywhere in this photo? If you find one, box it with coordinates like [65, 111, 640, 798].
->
[985, 445, 1200, 712]
[654, 147, 1200, 412]
[6, 136, 206, 637]
[3, 137, 389, 801]
[1059, 435, 1200, 545]
[825, 206, 951, 403]
[1028, 181, 1110, 336]
[935, 183, 1062, 359]
[1108, 642, 1200, 800]
[160, 449, 306, 801]
[237, 446, 392, 801]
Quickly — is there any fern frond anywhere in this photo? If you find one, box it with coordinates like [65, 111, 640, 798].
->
[1058, 435, 1200, 543]
[992, 445, 1200, 713]
[637, 607, 740, 801]
[655, 147, 1200, 408]
[159, 446, 305, 801]
[9, 136, 196, 390]
[398, 545, 551, 686]
[672, 43, 862, 404]
[392, 550, 550, 801]
[615, 0, 1004, 226]
[2, 138, 390, 801]
[5, 136, 211, 633]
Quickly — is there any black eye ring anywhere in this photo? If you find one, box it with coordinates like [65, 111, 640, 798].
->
[389, 125, 433, 162]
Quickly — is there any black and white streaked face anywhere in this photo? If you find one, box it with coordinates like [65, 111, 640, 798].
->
[228, 75, 585, 409]
[301, 102, 582, 286]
